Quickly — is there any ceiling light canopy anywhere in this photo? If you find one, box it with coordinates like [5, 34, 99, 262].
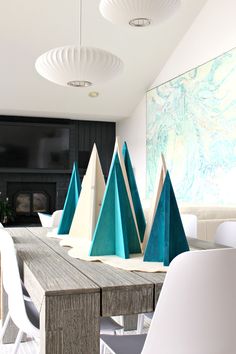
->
[89, 91, 99, 98]
[35, 0, 124, 87]
[99, 0, 181, 27]
[35, 46, 123, 87]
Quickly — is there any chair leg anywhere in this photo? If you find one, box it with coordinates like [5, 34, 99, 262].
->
[33, 336, 40, 354]
[100, 339, 106, 354]
[117, 315, 124, 334]
[137, 314, 145, 334]
[0, 312, 11, 342]
[12, 330, 24, 354]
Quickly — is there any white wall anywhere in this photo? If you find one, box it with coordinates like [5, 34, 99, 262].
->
[117, 0, 236, 198]
[117, 96, 146, 200]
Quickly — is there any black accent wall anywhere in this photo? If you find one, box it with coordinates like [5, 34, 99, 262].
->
[0, 116, 115, 225]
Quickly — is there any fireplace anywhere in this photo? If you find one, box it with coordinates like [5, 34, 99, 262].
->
[15, 191, 49, 214]
[7, 182, 56, 225]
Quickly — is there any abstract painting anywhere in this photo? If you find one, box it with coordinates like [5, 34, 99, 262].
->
[147, 47, 236, 205]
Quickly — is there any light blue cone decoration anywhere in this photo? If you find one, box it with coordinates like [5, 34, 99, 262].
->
[89, 153, 141, 259]
[122, 142, 146, 242]
[57, 162, 81, 235]
[144, 171, 189, 266]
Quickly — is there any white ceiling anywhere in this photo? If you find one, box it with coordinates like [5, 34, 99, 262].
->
[0, 0, 207, 122]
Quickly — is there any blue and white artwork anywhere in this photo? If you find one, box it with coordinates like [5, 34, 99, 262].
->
[147, 47, 236, 205]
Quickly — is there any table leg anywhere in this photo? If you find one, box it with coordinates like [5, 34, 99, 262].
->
[123, 314, 138, 331]
[40, 292, 100, 354]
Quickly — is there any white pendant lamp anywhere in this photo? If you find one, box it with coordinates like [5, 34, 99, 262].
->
[35, 0, 124, 87]
[99, 0, 181, 27]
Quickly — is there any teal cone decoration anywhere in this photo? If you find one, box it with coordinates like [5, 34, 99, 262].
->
[122, 142, 146, 242]
[144, 171, 189, 266]
[57, 162, 81, 235]
[89, 153, 141, 259]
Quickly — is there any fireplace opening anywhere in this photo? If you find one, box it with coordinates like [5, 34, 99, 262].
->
[15, 192, 49, 214]
[7, 182, 56, 225]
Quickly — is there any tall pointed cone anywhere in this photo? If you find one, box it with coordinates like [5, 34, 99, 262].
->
[112, 137, 141, 245]
[89, 153, 141, 259]
[122, 142, 146, 242]
[143, 154, 167, 249]
[57, 162, 81, 235]
[61, 145, 105, 246]
[144, 171, 189, 266]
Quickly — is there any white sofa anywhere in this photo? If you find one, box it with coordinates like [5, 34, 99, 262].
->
[180, 206, 236, 242]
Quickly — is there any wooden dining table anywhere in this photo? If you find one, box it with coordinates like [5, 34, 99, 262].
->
[1, 227, 225, 354]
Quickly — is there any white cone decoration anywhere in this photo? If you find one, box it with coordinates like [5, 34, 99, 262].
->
[60, 144, 105, 248]
[100, 0, 181, 27]
[35, 46, 124, 87]
[142, 154, 167, 250]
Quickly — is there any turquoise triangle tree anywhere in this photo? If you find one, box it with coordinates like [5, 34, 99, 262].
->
[122, 142, 146, 242]
[144, 171, 189, 266]
[89, 153, 141, 259]
[57, 162, 81, 235]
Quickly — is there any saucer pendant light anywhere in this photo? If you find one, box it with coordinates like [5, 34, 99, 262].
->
[35, 0, 123, 87]
[99, 0, 181, 27]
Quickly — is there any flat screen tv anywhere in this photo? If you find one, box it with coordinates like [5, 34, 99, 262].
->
[0, 123, 70, 170]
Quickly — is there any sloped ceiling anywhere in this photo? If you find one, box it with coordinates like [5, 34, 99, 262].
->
[0, 0, 207, 121]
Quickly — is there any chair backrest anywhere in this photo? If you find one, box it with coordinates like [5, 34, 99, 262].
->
[0, 222, 4, 228]
[215, 221, 236, 247]
[38, 212, 52, 227]
[181, 213, 197, 238]
[142, 248, 236, 354]
[51, 209, 63, 227]
[0, 230, 38, 336]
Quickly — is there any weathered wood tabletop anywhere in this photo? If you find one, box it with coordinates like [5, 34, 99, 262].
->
[2, 227, 225, 354]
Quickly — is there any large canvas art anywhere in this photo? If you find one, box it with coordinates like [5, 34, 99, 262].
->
[147, 47, 236, 205]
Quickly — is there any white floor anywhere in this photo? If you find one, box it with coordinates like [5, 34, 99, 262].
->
[0, 338, 38, 354]
[0, 317, 150, 353]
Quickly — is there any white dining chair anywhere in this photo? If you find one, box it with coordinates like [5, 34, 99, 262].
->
[215, 221, 236, 247]
[101, 247, 236, 354]
[137, 213, 198, 334]
[38, 210, 63, 228]
[181, 213, 197, 238]
[51, 210, 63, 227]
[136, 312, 153, 335]
[37, 212, 52, 227]
[0, 230, 40, 354]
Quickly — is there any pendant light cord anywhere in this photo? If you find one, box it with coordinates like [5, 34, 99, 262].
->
[75, 0, 82, 47]
[77, 0, 82, 77]
[79, 0, 82, 47]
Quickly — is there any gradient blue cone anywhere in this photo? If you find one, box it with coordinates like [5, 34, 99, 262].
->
[144, 171, 189, 265]
[57, 162, 81, 235]
[89, 153, 141, 258]
[122, 142, 146, 242]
